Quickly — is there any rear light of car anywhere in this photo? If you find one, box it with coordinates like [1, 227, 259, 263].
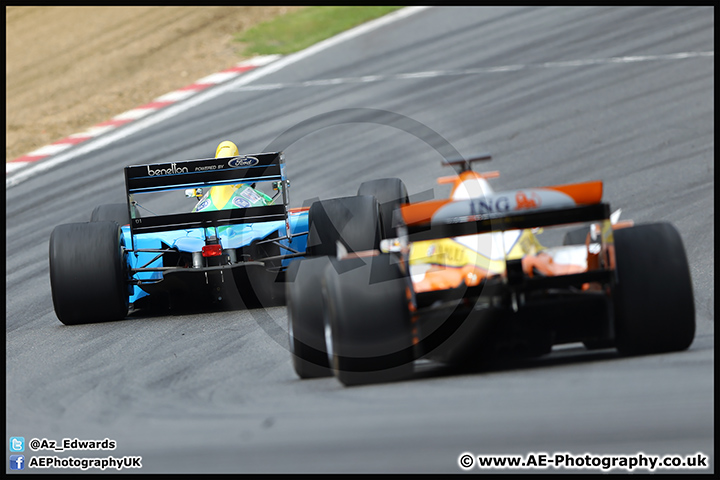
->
[202, 244, 223, 257]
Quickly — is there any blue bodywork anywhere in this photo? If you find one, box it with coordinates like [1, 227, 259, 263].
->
[122, 151, 307, 306]
[123, 210, 308, 303]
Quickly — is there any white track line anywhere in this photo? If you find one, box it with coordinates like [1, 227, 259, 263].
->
[230, 51, 714, 91]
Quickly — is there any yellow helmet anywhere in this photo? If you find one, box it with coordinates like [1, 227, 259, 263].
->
[201, 141, 242, 210]
[215, 140, 239, 158]
[191, 141, 273, 212]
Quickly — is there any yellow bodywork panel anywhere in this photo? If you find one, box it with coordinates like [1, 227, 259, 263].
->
[409, 229, 545, 293]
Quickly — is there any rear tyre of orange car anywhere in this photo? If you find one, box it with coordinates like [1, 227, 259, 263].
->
[90, 203, 132, 224]
[286, 256, 334, 378]
[322, 254, 414, 386]
[612, 222, 695, 355]
[49, 221, 129, 325]
[357, 178, 409, 238]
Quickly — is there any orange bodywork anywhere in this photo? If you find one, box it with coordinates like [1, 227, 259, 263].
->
[543, 181, 603, 206]
[414, 264, 488, 293]
[521, 253, 587, 278]
[400, 169, 604, 227]
[405, 172, 611, 295]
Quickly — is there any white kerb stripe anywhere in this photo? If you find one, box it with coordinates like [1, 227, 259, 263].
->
[196, 71, 241, 84]
[154, 90, 198, 103]
[68, 125, 117, 138]
[112, 109, 155, 121]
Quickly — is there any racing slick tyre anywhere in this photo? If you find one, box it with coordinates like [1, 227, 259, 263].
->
[612, 222, 695, 355]
[306, 195, 383, 257]
[90, 203, 132, 224]
[236, 236, 285, 309]
[357, 178, 409, 238]
[286, 257, 334, 378]
[322, 254, 414, 386]
[49, 221, 129, 325]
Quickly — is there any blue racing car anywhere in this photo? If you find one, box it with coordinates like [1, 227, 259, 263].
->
[49, 141, 405, 325]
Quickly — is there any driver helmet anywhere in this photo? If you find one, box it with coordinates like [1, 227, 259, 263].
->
[209, 141, 243, 205]
[192, 141, 272, 212]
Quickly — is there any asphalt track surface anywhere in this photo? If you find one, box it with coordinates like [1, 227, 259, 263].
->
[6, 7, 714, 474]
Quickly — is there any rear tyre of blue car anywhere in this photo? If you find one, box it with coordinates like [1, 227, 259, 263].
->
[612, 222, 695, 355]
[286, 256, 334, 378]
[322, 254, 415, 386]
[236, 235, 285, 309]
[49, 221, 129, 325]
[90, 203, 132, 224]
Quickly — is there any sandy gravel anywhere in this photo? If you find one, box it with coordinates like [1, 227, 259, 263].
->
[6, 6, 302, 162]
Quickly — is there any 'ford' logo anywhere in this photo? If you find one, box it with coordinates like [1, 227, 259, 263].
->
[229, 156, 259, 168]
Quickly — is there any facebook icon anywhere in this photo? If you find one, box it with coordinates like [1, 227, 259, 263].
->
[10, 455, 25, 470]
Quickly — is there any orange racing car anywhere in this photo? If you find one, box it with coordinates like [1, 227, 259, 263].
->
[285, 154, 695, 386]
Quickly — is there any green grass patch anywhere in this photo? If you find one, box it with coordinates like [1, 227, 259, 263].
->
[235, 6, 404, 56]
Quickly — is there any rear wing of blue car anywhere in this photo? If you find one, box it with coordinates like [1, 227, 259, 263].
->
[124, 152, 288, 236]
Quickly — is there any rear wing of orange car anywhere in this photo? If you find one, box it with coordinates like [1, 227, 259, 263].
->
[124, 152, 288, 236]
[400, 180, 610, 242]
[443, 153, 492, 173]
